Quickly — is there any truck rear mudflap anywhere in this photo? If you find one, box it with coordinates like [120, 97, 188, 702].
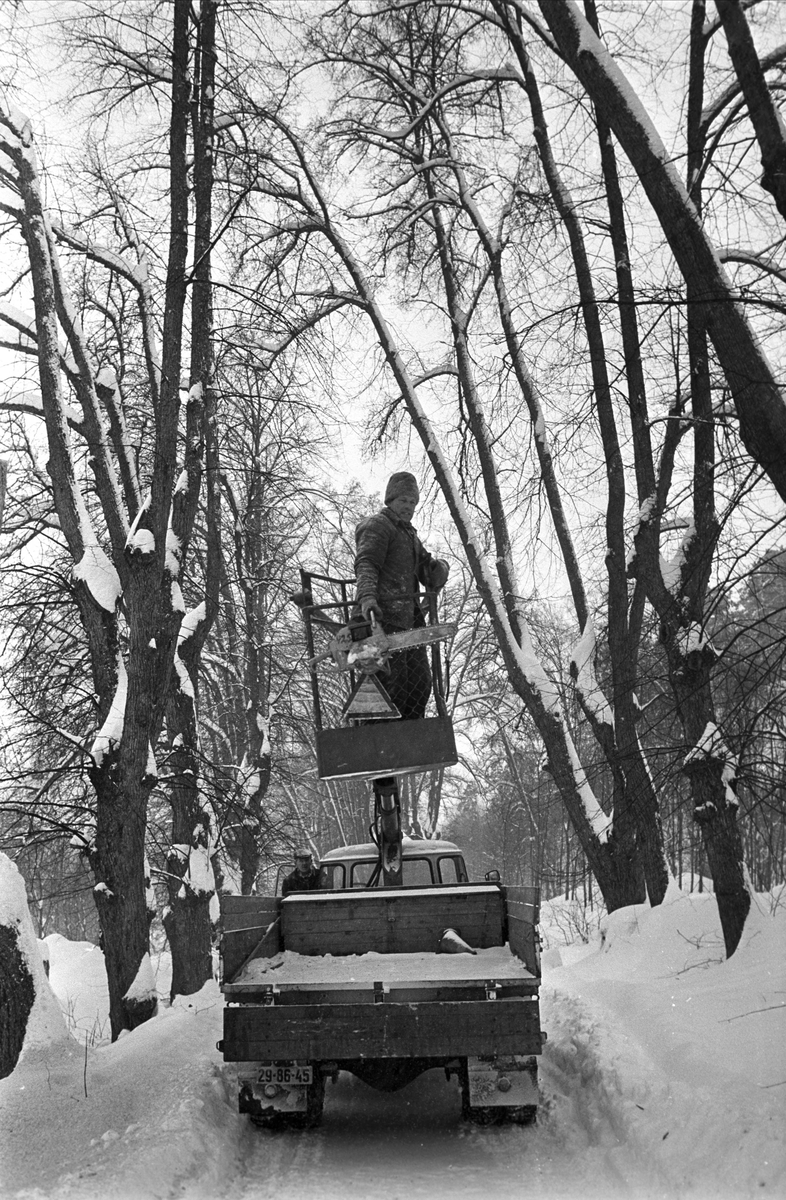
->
[463, 1054, 538, 1111]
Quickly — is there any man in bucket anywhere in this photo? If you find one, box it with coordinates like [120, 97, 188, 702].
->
[354, 472, 449, 720]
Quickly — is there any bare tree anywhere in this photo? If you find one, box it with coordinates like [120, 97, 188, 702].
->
[0, 0, 220, 1034]
[232, 2, 784, 951]
[299, 1, 668, 908]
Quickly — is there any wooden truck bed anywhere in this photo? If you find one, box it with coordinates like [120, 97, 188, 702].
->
[221, 883, 540, 980]
[227, 944, 536, 992]
[220, 883, 543, 1063]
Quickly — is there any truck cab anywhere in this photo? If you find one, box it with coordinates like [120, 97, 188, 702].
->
[318, 837, 470, 890]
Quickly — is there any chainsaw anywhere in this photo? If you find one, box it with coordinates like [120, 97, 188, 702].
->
[310, 618, 457, 674]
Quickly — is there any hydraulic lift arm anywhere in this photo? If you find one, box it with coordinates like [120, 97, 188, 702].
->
[368, 776, 403, 887]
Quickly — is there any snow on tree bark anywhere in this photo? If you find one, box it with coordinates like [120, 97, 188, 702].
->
[161, 0, 221, 998]
[683, 721, 750, 955]
[0, 854, 71, 1078]
[318, 203, 647, 906]
[536, 0, 786, 502]
[288, 15, 662, 908]
[497, 14, 666, 904]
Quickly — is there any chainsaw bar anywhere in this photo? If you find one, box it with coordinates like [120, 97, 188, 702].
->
[310, 622, 457, 672]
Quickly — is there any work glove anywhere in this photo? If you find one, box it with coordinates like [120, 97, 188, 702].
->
[427, 559, 450, 591]
[360, 596, 384, 625]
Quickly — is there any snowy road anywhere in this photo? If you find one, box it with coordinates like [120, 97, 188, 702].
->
[227, 1070, 519, 1200]
[219, 954, 783, 1200]
[225, 1068, 600, 1200]
[222, 995, 658, 1200]
[3, 888, 783, 1200]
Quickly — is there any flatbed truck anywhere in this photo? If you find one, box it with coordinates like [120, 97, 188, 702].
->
[218, 838, 544, 1128]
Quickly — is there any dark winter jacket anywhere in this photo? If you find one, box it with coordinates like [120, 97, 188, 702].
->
[355, 507, 449, 630]
[281, 866, 322, 897]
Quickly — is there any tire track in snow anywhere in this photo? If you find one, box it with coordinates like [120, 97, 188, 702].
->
[220, 1044, 660, 1200]
[219, 983, 733, 1200]
[223, 1069, 527, 1200]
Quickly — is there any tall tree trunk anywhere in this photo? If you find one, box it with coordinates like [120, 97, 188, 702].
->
[416, 156, 643, 909]
[673, 1, 751, 955]
[0, 0, 217, 1036]
[504, 24, 666, 904]
[162, 680, 214, 1000]
[631, 0, 752, 954]
[162, 0, 220, 996]
[90, 761, 157, 1031]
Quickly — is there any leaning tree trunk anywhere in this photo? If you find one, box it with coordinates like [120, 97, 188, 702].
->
[715, 0, 786, 221]
[254, 113, 649, 913]
[537, 0, 786, 503]
[427, 182, 646, 911]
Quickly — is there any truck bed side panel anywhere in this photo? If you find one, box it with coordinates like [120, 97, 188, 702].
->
[221, 896, 281, 981]
[224, 997, 542, 1060]
[505, 886, 541, 977]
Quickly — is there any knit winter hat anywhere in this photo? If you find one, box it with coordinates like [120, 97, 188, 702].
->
[385, 471, 420, 504]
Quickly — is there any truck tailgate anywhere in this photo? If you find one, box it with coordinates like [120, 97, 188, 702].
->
[223, 944, 542, 1060]
[223, 994, 543, 1060]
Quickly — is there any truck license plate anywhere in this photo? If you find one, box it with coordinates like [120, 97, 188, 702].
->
[258, 1065, 313, 1086]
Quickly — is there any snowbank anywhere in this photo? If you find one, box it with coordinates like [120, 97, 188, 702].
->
[0, 982, 238, 1200]
[539, 887, 786, 1198]
[43, 933, 173, 1045]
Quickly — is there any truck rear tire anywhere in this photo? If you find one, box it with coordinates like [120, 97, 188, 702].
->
[291, 1069, 325, 1129]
